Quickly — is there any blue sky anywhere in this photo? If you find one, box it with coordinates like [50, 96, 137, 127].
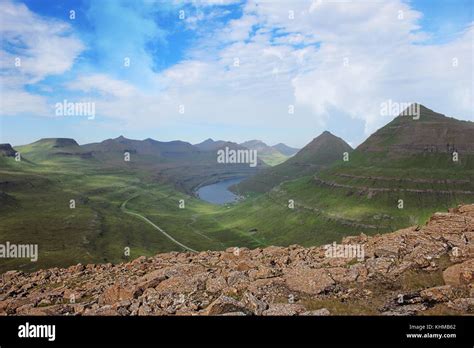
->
[1, 0, 473, 148]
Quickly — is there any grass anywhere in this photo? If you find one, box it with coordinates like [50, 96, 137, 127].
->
[1, 140, 473, 273]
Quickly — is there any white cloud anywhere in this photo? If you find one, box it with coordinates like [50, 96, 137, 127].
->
[0, 0, 84, 83]
[134, 0, 472, 141]
[2, 0, 472, 147]
[66, 74, 138, 99]
[0, 0, 84, 117]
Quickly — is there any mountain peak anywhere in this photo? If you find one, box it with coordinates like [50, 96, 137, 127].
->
[195, 138, 228, 151]
[297, 131, 352, 159]
[358, 104, 474, 154]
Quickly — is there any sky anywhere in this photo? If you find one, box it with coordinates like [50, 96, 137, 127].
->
[0, 0, 473, 148]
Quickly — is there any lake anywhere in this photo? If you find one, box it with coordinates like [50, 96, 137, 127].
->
[196, 177, 245, 205]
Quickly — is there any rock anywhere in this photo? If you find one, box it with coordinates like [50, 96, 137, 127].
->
[204, 295, 251, 315]
[137, 304, 152, 315]
[382, 304, 427, 316]
[248, 265, 281, 280]
[284, 267, 334, 295]
[447, 298, 474, 312]
[443, 260, 474, 286]
[374, 245, 400, 258]
[220, 311, 247, 316]
[134, 270, 166, 296]
[236, 262, 254, 272]
[2, 270, 20, 283]
[206, 275, 227, 293]
[0, 204, 473, 316]
[155, 273, 206, 294]
[87, 305, 119, 316]
[301, 308, 331, 316]
[328, 267, 358, 283]
[262, 303, 306, 316]
[242, 292, 268, 315]
[420, 285, 455, 303]
[99, 285, 135, 305]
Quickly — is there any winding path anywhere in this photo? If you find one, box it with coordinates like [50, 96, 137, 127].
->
[121, 196, 198, 253]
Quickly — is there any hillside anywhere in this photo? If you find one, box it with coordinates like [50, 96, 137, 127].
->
[1, 104, 472, 277]
[1, 204, 472, 316]
[357, 105, 474, 155]
[235, 131, 352, 193]
[0, 135, 268, 274]
[14, 138, 94, 166]
[270, 104, 474, 235]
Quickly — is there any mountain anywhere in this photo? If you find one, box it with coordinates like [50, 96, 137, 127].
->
[357, 104, 474, 156]
[240, 139, 289, 166]
[272, 143, 299, 156]
[22, 138, 80, 149]
[0, 144, 16, 157]
[14, 138, 93, 164]
[240, 140, 276, 152]
[2, 204, 472, 315]
[2, 104, 472, 277]
[235, 131, 352, 193]
[82, 136, 265, 192]
[197, 139, 292, 166]
[83, 136, 198, 159]
[194, 138, 228, 151]
[264, 104, 474, 236]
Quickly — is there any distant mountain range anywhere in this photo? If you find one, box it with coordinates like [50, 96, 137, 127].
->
[194, 138, 229, 151]
[239, 140, 297, 166]
[194, 138, 300, 166]
[2, 136, 266, 194]
[272, 143, 300, 156]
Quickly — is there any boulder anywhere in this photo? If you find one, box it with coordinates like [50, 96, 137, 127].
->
[204, 295, 252, 315]
[262, 303, 306, 316]
[420, 285, 455, 303]
[284, 267, 334, 295]
[98, 285, 135, 306]
[443, 259, 474, 286]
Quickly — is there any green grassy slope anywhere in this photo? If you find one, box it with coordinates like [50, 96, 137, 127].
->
[1, 105, 473, 273]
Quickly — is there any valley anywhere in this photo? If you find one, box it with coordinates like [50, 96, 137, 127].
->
[1, 105, 473, 274]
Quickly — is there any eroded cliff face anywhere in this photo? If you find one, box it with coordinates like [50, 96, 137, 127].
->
[1, 205, 473, 316]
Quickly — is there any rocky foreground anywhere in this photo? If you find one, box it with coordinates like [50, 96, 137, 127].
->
[1, 206, 473, 316]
